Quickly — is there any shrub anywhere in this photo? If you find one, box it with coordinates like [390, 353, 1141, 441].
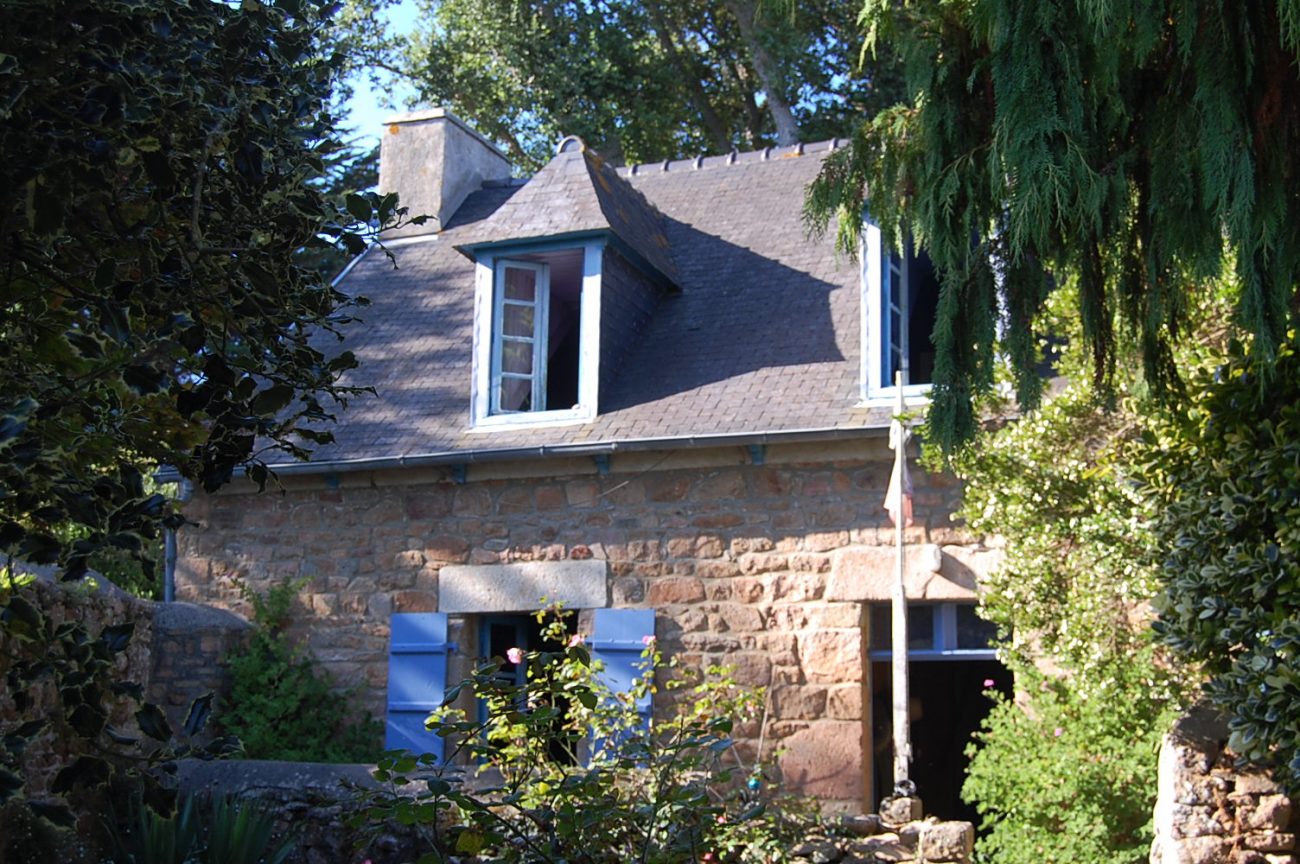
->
[109, 793, 294, 864]
[1145, 335, 1300, 790]
[963, 653, 1180, 864]
[220, 579, 380, 763]
[949, 382, 1192, 862]
[354, 608, 805, 864]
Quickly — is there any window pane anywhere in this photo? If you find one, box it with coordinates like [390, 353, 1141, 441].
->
[502, 304, 534, 338]
[503, 267, 536, 301]
[869, 604, 935, 651]
[499, 377, 531, 412]
[956, 605, 999, 650]
[501, 340, 533, 374]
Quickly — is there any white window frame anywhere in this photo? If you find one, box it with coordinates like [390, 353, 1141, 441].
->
[471, 239, 603, 429]
[861, 224, 932, 405]
[491, 259, 550, 414]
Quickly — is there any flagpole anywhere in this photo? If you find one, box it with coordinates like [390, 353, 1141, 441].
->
[890, 370, 912, 790]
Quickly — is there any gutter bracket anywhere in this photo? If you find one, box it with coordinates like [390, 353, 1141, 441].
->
[747, 444, 766, 466]
[449, 464, 468, 485]
[593, 454, 611, 476]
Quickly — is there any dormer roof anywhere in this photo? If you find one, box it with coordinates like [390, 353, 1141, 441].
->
[455, 143, 679, 287]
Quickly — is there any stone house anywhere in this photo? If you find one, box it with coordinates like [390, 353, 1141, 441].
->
[174, 108, 1006, 816]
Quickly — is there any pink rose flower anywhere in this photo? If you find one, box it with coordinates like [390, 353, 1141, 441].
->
[641, 634, 656, 645]
[1053, 727, 1064, 737]
[567, 633, 585, 648]
[983, 678, 995, 688]
[506, 647, 524, 665]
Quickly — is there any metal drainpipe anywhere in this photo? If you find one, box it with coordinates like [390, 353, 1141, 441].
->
[163, 479, 193, 603]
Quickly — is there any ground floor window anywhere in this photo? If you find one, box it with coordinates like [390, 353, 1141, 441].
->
[478, 612, 578, 763]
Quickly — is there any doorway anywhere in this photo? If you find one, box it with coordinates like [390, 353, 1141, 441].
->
[867, 603, 1010, 822]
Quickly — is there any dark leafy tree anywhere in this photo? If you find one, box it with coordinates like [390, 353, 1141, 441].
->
[805, 1, 1300, 450]
[1146, 336, 1300, 792]
[345, 0, 906, 169]
[0, 0, 411, 582]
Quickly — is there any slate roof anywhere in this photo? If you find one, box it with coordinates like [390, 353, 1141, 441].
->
[284, 140, 894, 472]
[456, 145, 679, 286]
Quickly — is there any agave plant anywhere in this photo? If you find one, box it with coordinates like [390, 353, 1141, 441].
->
[202, 795, 294, 864]
[110, 794, 293, 864]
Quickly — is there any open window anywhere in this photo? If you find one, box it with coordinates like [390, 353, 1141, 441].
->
[472, 241, 602, 428]
[862, 227, 940, 401]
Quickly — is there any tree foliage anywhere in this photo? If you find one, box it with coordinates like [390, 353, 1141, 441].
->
[0, 0, 406, 582]
[347, 0, 905, 169]
[1146, 334, 1300, 791]
[806, 1, 1300, 450]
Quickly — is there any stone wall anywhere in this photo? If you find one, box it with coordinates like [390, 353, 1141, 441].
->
[175, 439, 994, 809]
[175, 760, 974, 864]
[0, 574, 155, 800]
[148, 601, 251, 736]
[1151, 705, 1297, 864]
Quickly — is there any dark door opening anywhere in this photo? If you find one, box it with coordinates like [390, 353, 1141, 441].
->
[871, 659, 1012, 823]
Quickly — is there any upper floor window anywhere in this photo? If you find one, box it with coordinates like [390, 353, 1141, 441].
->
[472, 241, 603, 428]
[862, 225, 940, 402]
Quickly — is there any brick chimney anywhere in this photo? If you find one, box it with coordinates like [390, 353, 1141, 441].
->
[378, 108, 511, 237]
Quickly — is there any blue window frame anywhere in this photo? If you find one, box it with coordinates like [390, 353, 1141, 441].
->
[867, 602, 1000, 661]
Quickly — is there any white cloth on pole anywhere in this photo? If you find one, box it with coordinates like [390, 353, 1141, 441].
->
[884, 417, 913, 528]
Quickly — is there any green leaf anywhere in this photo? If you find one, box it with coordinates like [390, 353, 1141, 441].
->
[3, 595, 44, 637]
[67, 702, 107, 738]
[183, 692, 213, 737]
[455, 829, 487, 855]
[136, 703, 173, 742]
[100, 621, 135, 653]
[345, 192, 372, 223]
[94, 258, 117, 289]
[0, 767, 24, 802]
[251, 384, 294, 415]
[28, 800, 76, 828]
[52, 755, 110, 793]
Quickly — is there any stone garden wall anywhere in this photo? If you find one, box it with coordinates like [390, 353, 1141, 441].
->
[176, 760, 974, 864]
[175, 439, 997, 809]
[1151, 705, 1297, 864]
[0, 574, 155, 800]
[147, 600, 250, 736]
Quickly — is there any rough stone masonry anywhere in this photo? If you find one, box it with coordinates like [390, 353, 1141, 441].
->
[175, 439, 999, 810]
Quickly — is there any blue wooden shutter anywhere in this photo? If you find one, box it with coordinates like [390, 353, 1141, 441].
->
[591, 608, 656, 734]
[386, 612, 450, 760]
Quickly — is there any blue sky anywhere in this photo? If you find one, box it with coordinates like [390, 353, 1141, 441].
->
[338, 1, 420, 149]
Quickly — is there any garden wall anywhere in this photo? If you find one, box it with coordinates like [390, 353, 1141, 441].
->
[0, 574, 155, 800]
[1151, 705, 1297, 864]
[0, 571, 251, 801]
[176, 760, 974, 864]
[148, 600, 250, 735]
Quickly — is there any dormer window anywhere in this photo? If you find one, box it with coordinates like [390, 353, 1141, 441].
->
[861, 224, 940, 401]
[471, 240, 604, 428]
[492, 253, 583, 413]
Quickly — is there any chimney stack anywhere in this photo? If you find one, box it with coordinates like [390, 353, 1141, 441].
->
[378, 108, 511, 237]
